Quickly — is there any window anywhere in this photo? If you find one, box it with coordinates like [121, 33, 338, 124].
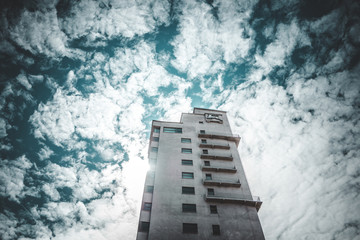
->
[151, 147, 158, 152]
[182, 204, 196, 212]
[199, 121, 203, 124]
[146, 186, 154, 193]
[182, 148, 192, 153]
[183, 223, 198, 234]
[204, 161, 210, 166]
[139, 221, 150, 232]
[182, 160, 193, 166]
[182, 172, 194, 179]
[212, 225, 221, 235]
[181, 138, 191, 143]
[206, 174, 212, 180]
[182, 187, 195, 194]
[143, 202, 152, 211]
[203, 149, 208, 154]
[200, 130, 206, 134]
[152, 137, 159, 142]
[208, 188, 214, 195]
[163, 127, 182, 133]
[201, 139, 207, 144]
[210, 205, 218, 214]
[153, 127, 160, 133]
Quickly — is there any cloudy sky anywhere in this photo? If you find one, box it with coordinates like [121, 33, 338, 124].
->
[0, 0, 359, 239]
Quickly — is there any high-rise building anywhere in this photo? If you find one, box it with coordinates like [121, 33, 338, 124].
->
[137, 108, 265, 240]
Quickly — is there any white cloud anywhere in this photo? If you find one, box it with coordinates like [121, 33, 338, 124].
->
[59, 0, 170, 43]
[16, 73, 32, 90]
[8, 7, 81, 59]
[0, 155, 32, 202]
[215, 65, 360, 239]
[171, 0, 256, 78]
[0, 118, 7, 138]
[42, 183, 60, 201]
[29, 162, 140, 240]
[38, 146, 54, 161]
[0, 213, 18, 240]
[255, 20, 311, 75]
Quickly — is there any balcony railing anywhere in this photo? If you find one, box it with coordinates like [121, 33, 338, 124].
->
[200, 154, 233, 161]
[201, 165, 237, 173]
[204, 194, 262, 211]
[198, 132, 241, 146]
[199, 143, 230, 149]
[202, 178, 241, 187]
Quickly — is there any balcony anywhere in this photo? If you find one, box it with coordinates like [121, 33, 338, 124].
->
[202, 178, 241, 187]
[204, 194, 262, 211]
[198, 132, 241, 146]
[200, 154, 233, 161]
[199, 143, 230, 150]
[201, 165, 237, 173]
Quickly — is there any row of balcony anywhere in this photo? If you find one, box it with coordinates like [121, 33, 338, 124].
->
[204, 194, 262, 211]
[198, 130, 262, 211]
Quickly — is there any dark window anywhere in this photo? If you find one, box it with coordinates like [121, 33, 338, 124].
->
[182, 148, 192, 153]
[182, 172, 194, 179]
[200, 130, 205, 134]
[204, 161, 210, 166]
[210, 205, 218, 214]
[208, 188, 214, 195]
[201, 139, 207, 143]
[152, 137, 159, 142]
[151, 147, 158, 152]
[181, 138, 191, 143]
[154, 127, 160, 133]
[139, 221, 150, 232]
[143, 202, 152, 211]
[182, 187, 195, 194]
[199, 121, 204, 124]
[183, 223, 198, 234]
[206, 174, 212, 180]
[203, 149, 208, 154]
[163, 127, 182, 133]
[182, 204, 196, 212]
[182, 160, 193, 165]
[212, 225, 220, 235]
[146, 186, 154, 193]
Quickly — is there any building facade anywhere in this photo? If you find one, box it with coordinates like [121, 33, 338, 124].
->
[137, 108, 265, 240]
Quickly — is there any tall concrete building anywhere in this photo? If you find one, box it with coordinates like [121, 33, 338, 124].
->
[137, 108, 264, 240]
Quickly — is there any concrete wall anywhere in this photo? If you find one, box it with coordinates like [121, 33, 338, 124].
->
[137, 109, 264, 240]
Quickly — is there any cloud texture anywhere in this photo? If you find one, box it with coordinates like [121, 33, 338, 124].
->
[0, 0, 359, 239]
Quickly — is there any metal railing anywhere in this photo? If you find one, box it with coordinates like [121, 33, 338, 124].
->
[200, 154, 233, 161]
[204, 193, 262, 211]
[202, 178, 241, 187]
[199, 143, 230, 149]
[201, 165, 237, 173]
[198, 131, 241, 146]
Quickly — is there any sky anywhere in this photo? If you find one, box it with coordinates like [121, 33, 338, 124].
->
[0, 0, 359, 239]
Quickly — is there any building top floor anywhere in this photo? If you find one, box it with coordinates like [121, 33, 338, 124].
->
[152, 108, 231, 129]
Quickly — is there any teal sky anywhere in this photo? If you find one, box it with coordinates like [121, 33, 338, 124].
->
[0, 0, 359, 239]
